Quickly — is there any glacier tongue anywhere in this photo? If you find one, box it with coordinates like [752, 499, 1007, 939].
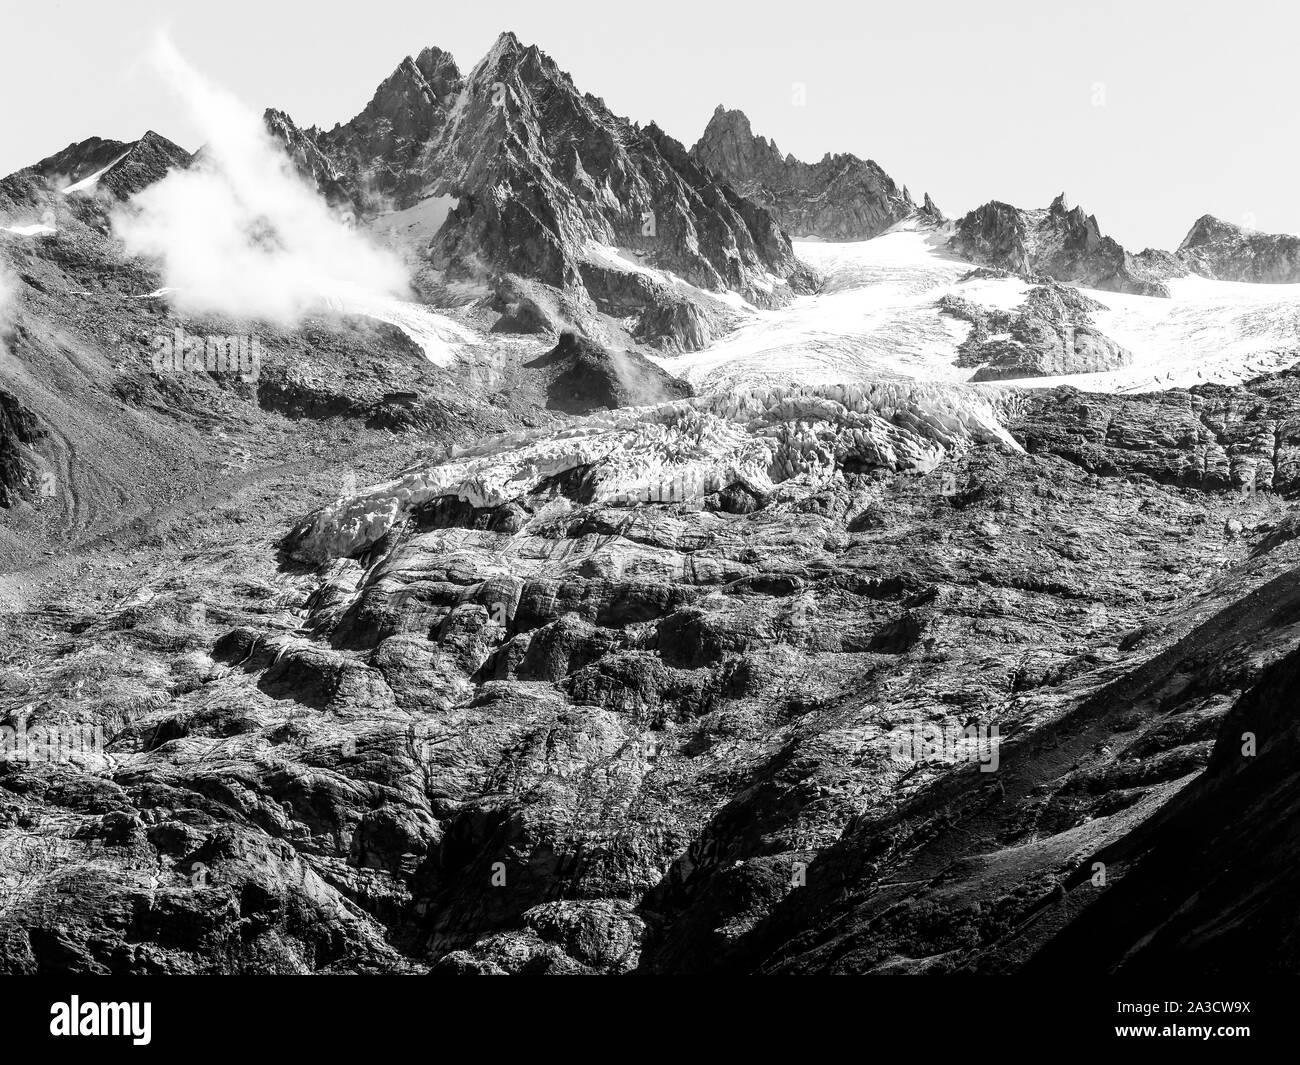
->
[290, 381, 1020, 563]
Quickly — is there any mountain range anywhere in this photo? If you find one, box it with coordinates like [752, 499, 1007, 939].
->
[1, 30, 1300, 976]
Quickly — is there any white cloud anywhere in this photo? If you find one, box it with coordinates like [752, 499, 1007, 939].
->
[0, 262, 16, 332]
[0, 264, 17, 370]
[111, 35, 409, 325]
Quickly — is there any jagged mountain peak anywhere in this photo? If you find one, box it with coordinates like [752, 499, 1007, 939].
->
[413, 45, 462, 88]
[353, 53, 447, 131]
[690, 106, 914, 241]
[1176, 213, 1300, 282]
[486, 28, 524, 57]
[703, 105, 767, 142]
[4, 130, 191, 201]
[951, 194, 1170, 297]
[258, 33, 804, 352]
[1178, 213, 1247, 250]
[469, 29, 555, 86]
[263, 108, 349, 205]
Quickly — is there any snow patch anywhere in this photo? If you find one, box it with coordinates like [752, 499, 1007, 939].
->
[366, 194, 459, 250]
[581, 240, 759, 312]
[322, 289, 478, 366]
[1072, 274, 1300, 391]
[61, 150, 132, 195]
[0, 223, 56, 236]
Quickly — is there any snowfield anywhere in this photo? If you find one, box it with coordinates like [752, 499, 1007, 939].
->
[61, 150, 133, 195]
[651, 225, 1300, 395]
[0, 222, 57, 236]
[321, 291, 479, 367]
[364, 195, 459, 252]
[1086, 275, 1300, 392]
[580, 240, 780, 312]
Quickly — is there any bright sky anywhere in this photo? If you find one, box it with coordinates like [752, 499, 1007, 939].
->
[2, 0, 1295, 250]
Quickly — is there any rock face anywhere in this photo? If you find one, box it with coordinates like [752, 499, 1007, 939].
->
[950, 194, 1170, 297]
[264, 35, 809, 350]
[0, 389, 44, 507]
[690, 105, 920, 240]
[525, 331, 693, 414]
[1015, 373, 1300, 491]
[940, 276, 1132, 381]
[1177, 214, 1300, 283]
[11, 132, 191, 200]
[263, 110, 352, 208]
[1014, 634, 1300, 974]
[952, 203, 1300, 294]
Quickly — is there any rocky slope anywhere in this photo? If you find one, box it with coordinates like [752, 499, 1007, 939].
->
[939, 273, 1132, 381]
[5, 359, 1300, 973]
[690, 106, 931, 240]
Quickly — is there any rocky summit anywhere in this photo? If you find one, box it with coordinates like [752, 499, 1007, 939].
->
[1177, 214, 1300, 284]
[950, 193, 1172, 298]
[939, 273, 1132, 381]
[690, 105, 927, 240]
[265, 34, 811, 354]
[2, 25, 1300, 983]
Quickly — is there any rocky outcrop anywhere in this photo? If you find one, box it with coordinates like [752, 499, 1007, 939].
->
[690, 105, 919, 240]
[952, 204, 1300, 293]
[950, 194, 1170, 297]
[940, 278, 1132, 381]
[1015, 636, 1300, 973]
[1177, 214, 1300, 283]
[1015, 371, 1300, 492]
[0, 388, 44, 507]
[263, 110, 352, 208]
[526, 331, 693, 413]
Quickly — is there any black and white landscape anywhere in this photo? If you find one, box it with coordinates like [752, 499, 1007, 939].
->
[2, 15, 1300, 982]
